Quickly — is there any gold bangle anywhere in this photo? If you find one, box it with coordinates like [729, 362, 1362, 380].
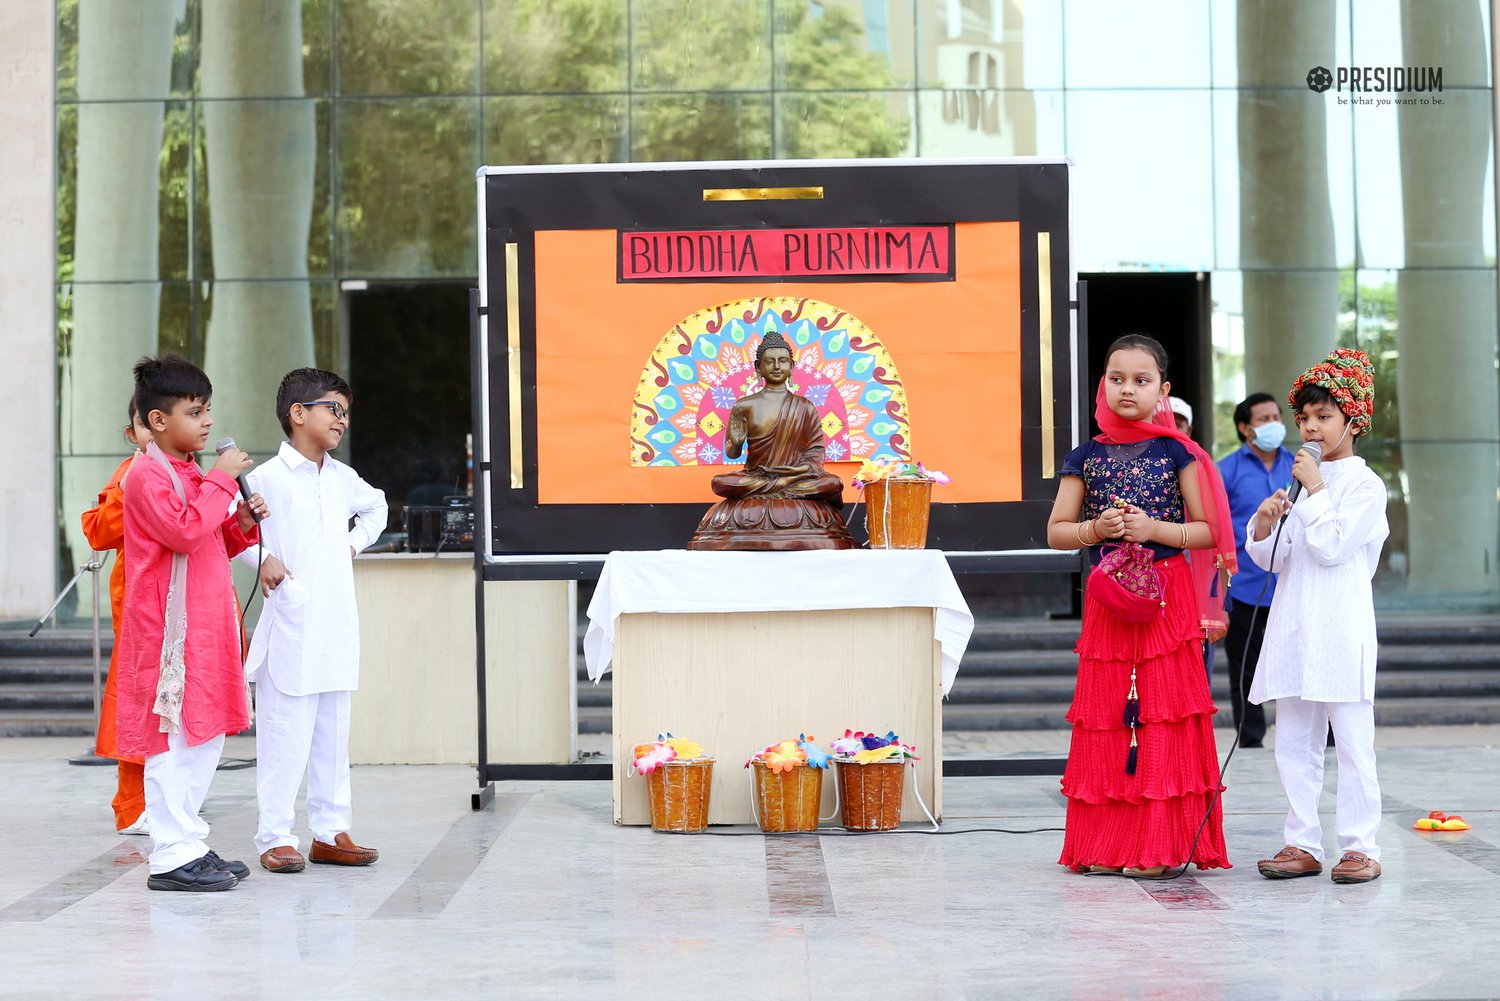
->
[1076, 522, 1089, 548]
[1179, 522, 1190, 549]
[1077, 520, 1096, 547]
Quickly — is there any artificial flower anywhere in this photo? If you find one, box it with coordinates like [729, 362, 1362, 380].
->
[664, 736, 705, 760]
[632, 741, 678, 775]
[851, 458, 952, 490]
[797, 734, 833, 769]
[632, 733, 708, 776]
[832, 727, 920, 763]
[830, 729, 869, 756]
[762, 740, 807, 774]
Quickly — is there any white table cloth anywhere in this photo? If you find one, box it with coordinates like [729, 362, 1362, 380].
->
[584, 549, 974, 694]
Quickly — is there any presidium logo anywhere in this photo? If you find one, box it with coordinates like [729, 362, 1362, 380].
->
[1307, 64, 1446, 105]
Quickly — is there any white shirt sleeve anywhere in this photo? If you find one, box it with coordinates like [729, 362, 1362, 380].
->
[346, 472, 388, 555]
[1290, 477, 1388, 568]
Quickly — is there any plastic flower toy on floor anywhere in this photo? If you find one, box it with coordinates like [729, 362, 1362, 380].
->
[1413, 811, 1471, 831]
[631, 733, 708, 776]
[830, 729, 920, 765]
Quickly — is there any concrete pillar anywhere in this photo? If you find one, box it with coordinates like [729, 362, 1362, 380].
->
[1236, 0, 1340, 418]
[199, 0, 317, 455]
[0, 4, 58, 617]
[59, 1, 177, 622]
[1396, 0, 1499, 597]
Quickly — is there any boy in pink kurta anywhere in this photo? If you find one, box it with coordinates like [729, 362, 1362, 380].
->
[118, 449, 258, 752]
[115, 354, 268, 891]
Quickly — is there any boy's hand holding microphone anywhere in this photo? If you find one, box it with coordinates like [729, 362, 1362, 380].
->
[213, 437, 269, 533]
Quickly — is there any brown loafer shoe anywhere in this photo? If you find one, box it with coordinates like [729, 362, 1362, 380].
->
[310, 832, 379, 867]
[260, 846, 306, 873]
[1257, 846, 1323, 879]
[1330, 850, 1381, 884]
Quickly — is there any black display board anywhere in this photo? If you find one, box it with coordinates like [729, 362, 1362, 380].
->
[474, 159, 1083, 575]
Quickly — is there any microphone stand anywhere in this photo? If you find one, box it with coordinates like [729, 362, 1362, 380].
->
[29, 552, 114, 766]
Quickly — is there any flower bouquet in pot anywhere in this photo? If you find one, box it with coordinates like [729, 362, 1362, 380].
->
[852, 459, 951, 549]
[829, 730, 920, 831]
[631, 734, 713, 833]
[744, 734, 833, 833]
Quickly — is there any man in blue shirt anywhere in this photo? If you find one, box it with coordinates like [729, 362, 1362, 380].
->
[1216, 392, 1296, 748]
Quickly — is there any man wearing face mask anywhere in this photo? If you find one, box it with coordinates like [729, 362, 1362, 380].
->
[1216, 392, 1296, 748]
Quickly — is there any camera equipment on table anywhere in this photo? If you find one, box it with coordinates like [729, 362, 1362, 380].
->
[404, 495, 474, 552]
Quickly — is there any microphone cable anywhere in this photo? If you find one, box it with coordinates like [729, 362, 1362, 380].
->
[1122, 491, 1293, 881]
[229, 460, 264, 773]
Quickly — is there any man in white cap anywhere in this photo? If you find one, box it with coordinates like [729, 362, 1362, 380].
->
[1169, 396, 1193, 437]
[1167, 396, 1218, 683]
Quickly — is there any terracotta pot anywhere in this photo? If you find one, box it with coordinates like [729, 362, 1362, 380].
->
[835, 759, 906, 831]
[646, 758, 714, 833]
[863, 478, 933, 549]
[750, 761, 823, 833]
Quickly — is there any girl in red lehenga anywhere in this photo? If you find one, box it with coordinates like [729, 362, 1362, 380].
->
[1047, 334, 1238, 877]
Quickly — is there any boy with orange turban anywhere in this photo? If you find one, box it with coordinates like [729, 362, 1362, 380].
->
[1247, 349, 1389, 884]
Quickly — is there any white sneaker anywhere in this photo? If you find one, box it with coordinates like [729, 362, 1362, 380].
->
[117, 814, 150, 836]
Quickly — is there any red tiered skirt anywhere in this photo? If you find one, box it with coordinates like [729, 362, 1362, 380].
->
[1058, 555, 1230, 871]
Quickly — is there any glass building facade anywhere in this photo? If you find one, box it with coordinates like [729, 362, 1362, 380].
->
[55, 0, 1498, 612]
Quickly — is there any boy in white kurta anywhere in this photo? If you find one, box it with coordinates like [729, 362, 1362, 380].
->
[1247, 349, 1389, 884]
[241, 369, 388, 873]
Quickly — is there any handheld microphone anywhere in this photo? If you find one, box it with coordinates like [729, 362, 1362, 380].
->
[214, 436, 259, 522]
[1285, 440, 1323, 506]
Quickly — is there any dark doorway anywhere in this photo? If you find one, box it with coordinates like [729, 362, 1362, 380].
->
[1079, 272, 1212, 449]
[345, 281, 473, 535]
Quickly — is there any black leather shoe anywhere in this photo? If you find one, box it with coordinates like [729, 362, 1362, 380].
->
[205, 850, 250, 879]
[147, 856, 239, 892]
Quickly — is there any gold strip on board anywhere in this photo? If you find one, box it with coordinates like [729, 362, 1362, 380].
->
[702, 186, 824, 201]
[505, 242, 523, 489]
[1037, 232, 1055, 479]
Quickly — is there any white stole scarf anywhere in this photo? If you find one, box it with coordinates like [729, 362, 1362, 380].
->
[143, 441, 189, 734]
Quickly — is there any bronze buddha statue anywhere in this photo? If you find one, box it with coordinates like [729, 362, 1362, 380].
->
[687, 332, 855, 551]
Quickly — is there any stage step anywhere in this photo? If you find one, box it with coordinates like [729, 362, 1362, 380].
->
[6, 615, 1499, 739]
[0, 710, 97, 738]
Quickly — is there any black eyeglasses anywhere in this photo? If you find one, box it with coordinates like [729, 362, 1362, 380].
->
[299, 400, 349, 421]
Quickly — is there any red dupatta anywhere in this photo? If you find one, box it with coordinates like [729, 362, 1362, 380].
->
[1092, 380, 1237, 640]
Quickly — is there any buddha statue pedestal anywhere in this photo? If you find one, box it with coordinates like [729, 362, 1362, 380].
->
[687, 496, 855, 551]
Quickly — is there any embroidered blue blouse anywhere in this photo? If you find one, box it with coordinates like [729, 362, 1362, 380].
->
[1059, 437, 1196, 563]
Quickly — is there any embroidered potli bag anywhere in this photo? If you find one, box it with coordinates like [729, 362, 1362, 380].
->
[1088, 542, 1166, 623]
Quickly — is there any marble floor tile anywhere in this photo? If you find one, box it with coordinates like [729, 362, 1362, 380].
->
[2, 734, 1495, 999]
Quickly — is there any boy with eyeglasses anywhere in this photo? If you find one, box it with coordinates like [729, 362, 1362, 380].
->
[239, 368, 388, 873]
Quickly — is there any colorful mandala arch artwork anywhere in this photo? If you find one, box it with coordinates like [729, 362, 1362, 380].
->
[630, 296, 911, 468]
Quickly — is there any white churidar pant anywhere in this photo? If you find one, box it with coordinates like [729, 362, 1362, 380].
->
[253, 680, 353, 854]
[143, 729, 225, 873]
[1273, 695, 1382, 862]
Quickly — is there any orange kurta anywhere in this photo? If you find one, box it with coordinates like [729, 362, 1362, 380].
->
[80, 455, 146, 828]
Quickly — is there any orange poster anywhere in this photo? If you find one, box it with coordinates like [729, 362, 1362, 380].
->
[531, 222, 1021, 506]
